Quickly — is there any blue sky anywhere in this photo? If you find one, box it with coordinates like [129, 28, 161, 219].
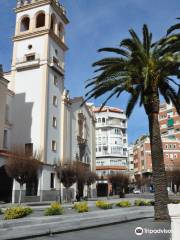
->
[0, 0, 179, 143]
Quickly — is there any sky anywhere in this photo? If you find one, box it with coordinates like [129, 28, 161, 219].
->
[0, 0, 180, 143]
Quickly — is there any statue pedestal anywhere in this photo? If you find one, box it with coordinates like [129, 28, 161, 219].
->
[168, 204, 180, 240]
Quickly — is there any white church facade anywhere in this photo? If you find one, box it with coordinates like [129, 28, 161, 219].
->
[0, 0, 96, 203]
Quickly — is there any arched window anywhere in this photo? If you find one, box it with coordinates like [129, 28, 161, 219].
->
[36, 12, 45, 28]
[20, 16, 30, 32]
[58, 22, 64, 40]
[50, 14, 56, 32]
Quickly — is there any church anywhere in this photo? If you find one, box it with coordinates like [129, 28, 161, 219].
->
[0, 0, 96, 203]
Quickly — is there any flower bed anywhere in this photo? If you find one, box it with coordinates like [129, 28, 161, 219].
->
[44, 202, 64, 216]
[116, 201, 131, 208]
[4, 206, 33, 220]
[134, 199, 154, 206]
[96, 201, 113, 210]
[73, 202, 89, 213]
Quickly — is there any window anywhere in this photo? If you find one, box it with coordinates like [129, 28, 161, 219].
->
[20, 16, 30, 32]
[174, 154, 177, 159]
[102, 118, 105, 123]
[98, 118, 101, 123]
[53, 96, 58, 106]
[28, 44, 32, 50]
[50, 173, 55, 189]
[36, 12, 45, 28]
[115, 128, 120, 134]
[54, 75, 58, 86]
[58, 22, 64, 40]
[52, 116, 57, 128]
[167, 118, 174, 127]
[26, 54, 35, 62]
[25, 143, 33, 156]
[52, 140, 57, 151]
[55, 49, 58, 56]
[3, 130, 8, 149]
[5, 104, 9, 122]
[170, 154, 173, 159]
[50, 14, 56, 32]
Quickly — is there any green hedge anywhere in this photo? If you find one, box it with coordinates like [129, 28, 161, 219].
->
[4, 206, 33, 220]
[73, 202, 89, 213]
[96, 201, 113, 210]
[116, 201, 131, 208]
[45, 202, 64, 216]
[134, 199, 154, 206]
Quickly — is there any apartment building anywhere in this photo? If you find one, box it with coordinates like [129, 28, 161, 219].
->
[133, 135, 180, 177]
[93, 106, 128, 196]
[159, 102, 180, 140]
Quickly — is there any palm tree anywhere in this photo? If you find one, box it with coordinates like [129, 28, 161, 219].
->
[84, 24, 180, 220]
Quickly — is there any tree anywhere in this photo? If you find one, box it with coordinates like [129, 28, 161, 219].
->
[61, 163, 76, 202]
[135, 175, 152, 192]
[84, 24, 180, 220]
[166, 169, 180, 193]
[108, 173, 129, 196]
[86, 171, 98, 198]
[73, 161, 88, 197]
[5, 147, 41, 204]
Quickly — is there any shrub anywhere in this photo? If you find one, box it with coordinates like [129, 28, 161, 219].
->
[73, 202, 89, 213]
[0, 208, 2, 215]
[134, 199, 153, 206]
[4, 206, 33, 220]
[116, 201, 131, 208]
[44, 202, 64, 216]
[96, 201, 113, 210]
[170, 200, 180, 204]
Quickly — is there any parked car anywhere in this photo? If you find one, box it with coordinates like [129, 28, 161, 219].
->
[133, 189, 141, 194]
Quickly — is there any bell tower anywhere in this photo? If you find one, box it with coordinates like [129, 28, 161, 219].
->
[11, 0, 69, 201]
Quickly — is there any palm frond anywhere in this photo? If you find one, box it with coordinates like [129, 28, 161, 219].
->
[98, 47, 130, 58]
[167, 23, 180, 36]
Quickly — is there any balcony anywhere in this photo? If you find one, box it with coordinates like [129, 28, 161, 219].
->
[49, 57, 64, 75]
[16, 55, 40, 70]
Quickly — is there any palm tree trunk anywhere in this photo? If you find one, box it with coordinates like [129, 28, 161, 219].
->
[148, 112, 169, 220]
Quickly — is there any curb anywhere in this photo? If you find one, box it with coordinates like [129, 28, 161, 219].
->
[0, 209, 154, 240]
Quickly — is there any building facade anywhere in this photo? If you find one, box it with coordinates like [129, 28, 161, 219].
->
[127, 145, 135, 182]
[93, 106, 128, 196]
[133, 135, 180, 177]
[0, 0, 96, 203]
[159, 102, 180, 140]
[61, 94, 96, 197]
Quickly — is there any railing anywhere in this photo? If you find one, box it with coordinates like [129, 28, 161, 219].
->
[49, 57, 64, 74]
[16, 0, 67, 15]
